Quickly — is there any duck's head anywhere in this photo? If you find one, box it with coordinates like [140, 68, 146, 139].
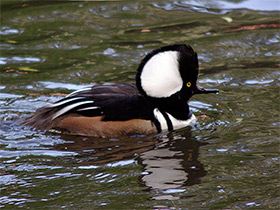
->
[136, 44, 218, 102]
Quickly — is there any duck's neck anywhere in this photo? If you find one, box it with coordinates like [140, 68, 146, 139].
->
[155, 99, 192, 120]
[151, 98, 193, 132]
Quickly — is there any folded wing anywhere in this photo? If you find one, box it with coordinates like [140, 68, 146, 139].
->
[21, 83, 154, 130]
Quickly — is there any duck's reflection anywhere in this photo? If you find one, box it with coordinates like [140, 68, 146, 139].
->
[138, 128, 207, 200]
[53, 127, 207, 200]
[53, 133, 157, 164]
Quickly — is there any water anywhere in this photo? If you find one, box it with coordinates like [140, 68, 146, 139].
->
[0, 0, 279, 209]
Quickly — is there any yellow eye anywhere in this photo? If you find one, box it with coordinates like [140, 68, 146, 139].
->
[186, 82, 191, 87]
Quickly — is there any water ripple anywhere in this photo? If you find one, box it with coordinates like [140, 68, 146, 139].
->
[0, 149, 77, 158]
[0, 56, 43, 65]
[0, 27, 23, 35]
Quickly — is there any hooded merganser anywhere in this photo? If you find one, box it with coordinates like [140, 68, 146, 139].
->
[21, 44, 218, 137]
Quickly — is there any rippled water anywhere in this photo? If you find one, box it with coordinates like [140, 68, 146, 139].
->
[1, 0, 279, 209]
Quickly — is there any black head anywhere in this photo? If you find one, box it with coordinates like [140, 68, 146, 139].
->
[136, 44, 218, 103]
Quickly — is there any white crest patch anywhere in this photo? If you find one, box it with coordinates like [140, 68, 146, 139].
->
[141, 51, 183, 98]
[153, 108, 196, 131]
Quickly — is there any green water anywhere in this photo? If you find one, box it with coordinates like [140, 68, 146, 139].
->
[0, 0, 279, 209]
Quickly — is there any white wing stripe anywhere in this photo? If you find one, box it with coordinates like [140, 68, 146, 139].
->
[52, 101, 94, 120]
[46, 97, 85, 108]
[77, 107, 99, 111]
[66, 87, 92, 97]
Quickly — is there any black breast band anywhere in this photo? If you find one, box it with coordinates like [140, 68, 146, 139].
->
[159, 110, 174, 132]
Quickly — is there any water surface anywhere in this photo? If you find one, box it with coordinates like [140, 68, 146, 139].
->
[0, 0, 279, 209]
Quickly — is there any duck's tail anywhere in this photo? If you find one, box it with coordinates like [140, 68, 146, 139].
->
[20, 106, 60, 130]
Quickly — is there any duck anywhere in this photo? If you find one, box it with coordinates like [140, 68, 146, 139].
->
[21, 44, 218, 137]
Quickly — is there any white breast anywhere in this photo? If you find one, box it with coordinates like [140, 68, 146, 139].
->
[153, 108, 196, 131]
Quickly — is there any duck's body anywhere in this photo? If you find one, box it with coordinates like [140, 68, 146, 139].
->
[23, 84, 158, 137]
[21, 44, 218, 137]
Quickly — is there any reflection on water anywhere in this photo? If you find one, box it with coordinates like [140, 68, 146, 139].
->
[54, 133, 156, 165]
[139, 128, 207, 200]
[54, 128, 208, 201]
[55, 128, 207, 194]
